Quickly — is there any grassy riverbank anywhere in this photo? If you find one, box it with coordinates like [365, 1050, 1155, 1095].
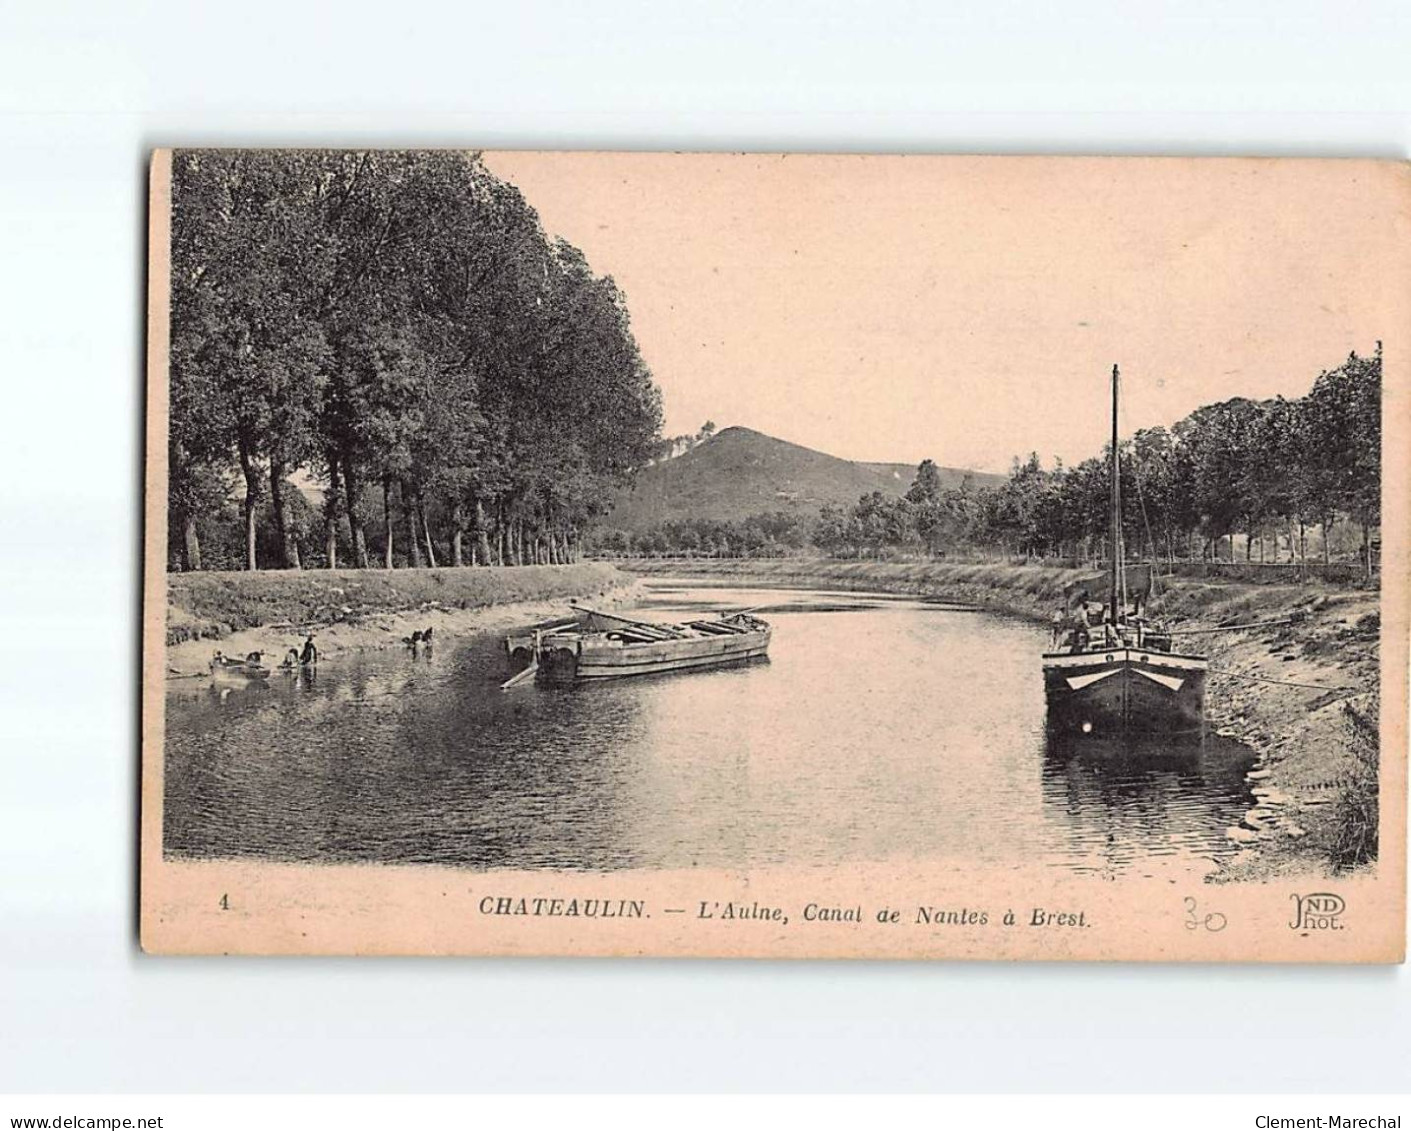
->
[164, 563, 634, 674]
[627, 557, 1382, 881]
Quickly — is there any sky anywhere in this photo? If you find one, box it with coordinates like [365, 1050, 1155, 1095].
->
[483, 153, 1402, 474]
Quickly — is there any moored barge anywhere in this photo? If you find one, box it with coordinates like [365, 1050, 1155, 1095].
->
[504, 606, 771, 687]
[1041, 365, 1208, 734]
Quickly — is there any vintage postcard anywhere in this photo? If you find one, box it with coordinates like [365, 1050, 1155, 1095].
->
[142, 150, 1407, 960]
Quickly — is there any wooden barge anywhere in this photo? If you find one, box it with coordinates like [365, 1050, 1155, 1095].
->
[1042, 365, 1208, 735]
[504, 607, 771, 687]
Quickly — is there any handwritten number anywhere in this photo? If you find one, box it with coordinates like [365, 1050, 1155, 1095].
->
[219, 893, 229, 911]
[1183, 897, 1226, 933]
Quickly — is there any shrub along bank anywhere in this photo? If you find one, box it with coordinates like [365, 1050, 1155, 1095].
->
[166, 563, 628, 645]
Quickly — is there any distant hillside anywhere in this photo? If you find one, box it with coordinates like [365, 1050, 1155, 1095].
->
[604, 426, 1003, 531]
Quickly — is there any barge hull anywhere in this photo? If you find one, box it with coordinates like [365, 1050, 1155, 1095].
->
[1042, 648, 1206, 734]
[540, 630, 772, 683]
[577, 640, 770, 680]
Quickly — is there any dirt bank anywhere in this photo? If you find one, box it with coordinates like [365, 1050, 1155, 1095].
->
[163, 564, 637, 676]
[627, 557, 1382, 880]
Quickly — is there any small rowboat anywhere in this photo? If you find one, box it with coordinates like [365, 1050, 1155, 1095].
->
[209, 652, 271, 683]
[504, 606, 771, 687]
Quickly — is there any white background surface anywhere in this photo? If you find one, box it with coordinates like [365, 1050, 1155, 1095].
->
[1, 0, 1408, 1094]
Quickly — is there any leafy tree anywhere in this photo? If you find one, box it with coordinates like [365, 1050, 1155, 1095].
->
[1172, 398, 1264, 560]
[171, 151, 335, 569]
[1303, 348, 1381, 575]
[169, 149, 663, 572]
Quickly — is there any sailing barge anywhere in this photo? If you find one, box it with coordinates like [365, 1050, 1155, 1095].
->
[504, 606, 771, 686]
[1042, 366, 1208, 735]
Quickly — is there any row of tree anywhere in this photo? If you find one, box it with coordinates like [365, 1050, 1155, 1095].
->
[605, 349, 1381, 575]
[589, 512, 813, 558]
[168, 150, 662, 572]
[962, 348, 1381, 573]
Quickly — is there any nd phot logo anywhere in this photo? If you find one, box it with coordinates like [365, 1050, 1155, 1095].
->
[1289, 892, 1346, 933]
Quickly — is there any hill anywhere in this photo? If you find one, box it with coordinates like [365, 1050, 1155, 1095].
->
[604, 426, 1002, 531]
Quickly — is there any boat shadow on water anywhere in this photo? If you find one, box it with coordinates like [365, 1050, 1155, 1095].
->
[1040, 729, 1259, 869]
[1043, 728, 1255, 788]
[1044, 727, 1207, 764]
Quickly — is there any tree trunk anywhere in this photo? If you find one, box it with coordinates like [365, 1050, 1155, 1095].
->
[269, 457, 301, 570]
[1362, 520, 1372, 582]
[324, 453, 342, 570]
[421, 499, 437, 568]
[403, 483, 423, 569]
[246, 501, 257, 571]
[451, 501, 465, 567]
[343, 456, 369, 569]
[383, 477, 394, 569]
[182, 514, 202, 572]
[475, 499, 492, 566]
[1322, 517, 1331, 568]
[237, 436, 260, 572]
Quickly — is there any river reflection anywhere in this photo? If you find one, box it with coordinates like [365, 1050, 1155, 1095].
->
[1040, 731, 1255, 879]
[164, 581, 1257, 878]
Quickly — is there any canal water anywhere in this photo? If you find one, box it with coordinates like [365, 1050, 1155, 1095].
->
[164, 581, 1257, 880]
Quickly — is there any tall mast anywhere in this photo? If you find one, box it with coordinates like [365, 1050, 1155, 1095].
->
[1109, 364, 1121, 623]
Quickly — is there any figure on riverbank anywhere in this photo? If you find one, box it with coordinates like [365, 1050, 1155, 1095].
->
[300, 636, 318, 668]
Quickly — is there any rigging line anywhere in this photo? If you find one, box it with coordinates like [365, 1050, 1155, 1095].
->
[1206, 666, 1358, 693]
[1117, 371, 1163, 583]
[1167, 617, 1301, 635]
